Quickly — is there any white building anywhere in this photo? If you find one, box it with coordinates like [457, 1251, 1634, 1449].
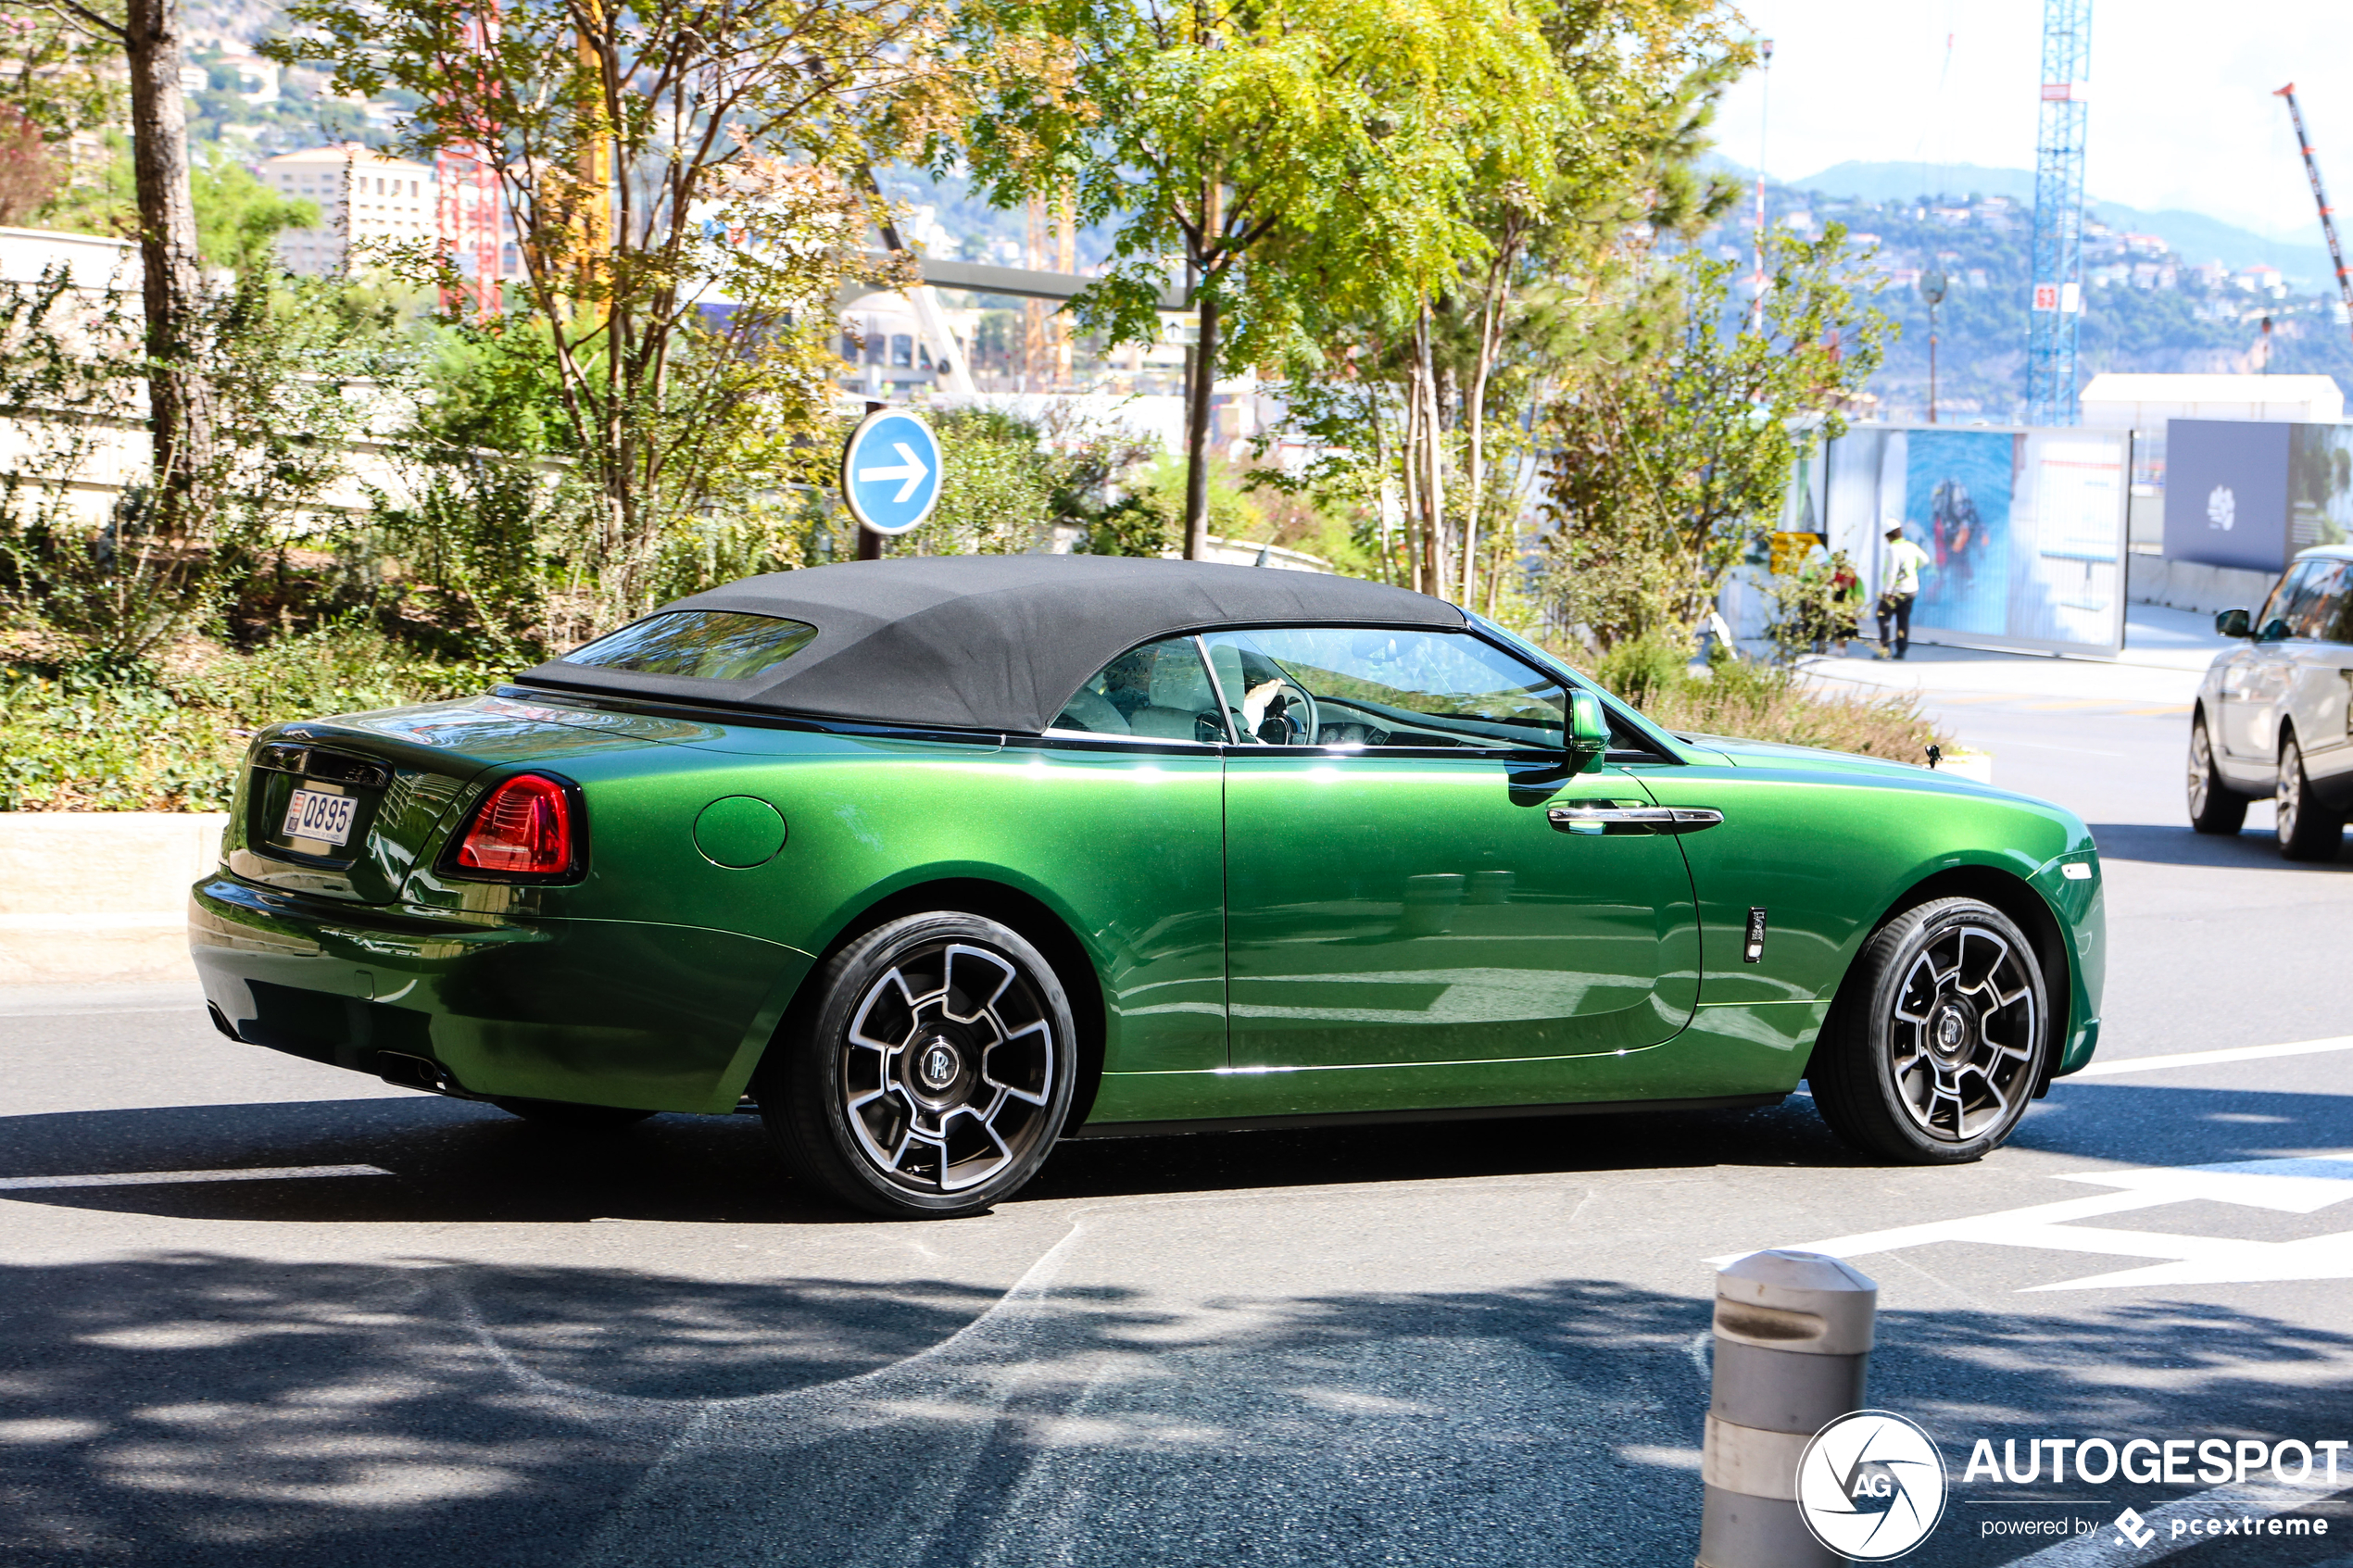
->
[257, 145, 436, 277]
[2079, 373, 2345, 428]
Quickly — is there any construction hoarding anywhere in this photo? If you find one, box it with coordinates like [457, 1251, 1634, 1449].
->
[1819, 424, 2130, 657]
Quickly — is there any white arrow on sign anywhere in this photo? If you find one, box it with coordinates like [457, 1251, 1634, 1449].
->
[856, 442, 931, 505]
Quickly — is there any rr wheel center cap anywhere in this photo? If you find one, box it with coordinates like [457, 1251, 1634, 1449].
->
[1929, 1001, 1976, 1060]
[904, 1027, 976, 1109]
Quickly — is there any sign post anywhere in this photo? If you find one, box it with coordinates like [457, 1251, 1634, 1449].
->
[840, 405, 945, 558]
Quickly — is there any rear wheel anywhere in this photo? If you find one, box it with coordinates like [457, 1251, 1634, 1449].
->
[760, 912, 1076, 1219]
[2275, 734, 2345, 861]
[491, 1098, 656, 1131]
[1810, 897, 2049, 1164]
[2186, 716, 2247, 834]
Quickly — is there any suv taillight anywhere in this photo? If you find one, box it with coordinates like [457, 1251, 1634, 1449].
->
[447, 773, 581, 880]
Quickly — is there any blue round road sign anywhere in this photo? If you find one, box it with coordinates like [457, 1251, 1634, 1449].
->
[839, 408, 944, 535]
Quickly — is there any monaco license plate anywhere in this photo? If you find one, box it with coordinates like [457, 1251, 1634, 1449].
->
[281, 787, 359, 847]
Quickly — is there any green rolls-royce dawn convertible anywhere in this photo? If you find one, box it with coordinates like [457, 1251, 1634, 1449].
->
[189, 556, 2105, 1217]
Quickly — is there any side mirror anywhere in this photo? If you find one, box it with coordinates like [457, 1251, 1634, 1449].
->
[1567, 689, 1610, 774]
[2216, 608, 2252, 639]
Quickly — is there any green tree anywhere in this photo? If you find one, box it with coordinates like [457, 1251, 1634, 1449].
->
[0, 5, 118, 221]
[950, 0, 1565, 562]
[34, 0, 220, 546]
[1241, 3, 1743, 604]
[191, 152, 319, 274]
[0, 267, 396, 664]
[1539, 231, 1892, 650]
[273, 0, 949, 629]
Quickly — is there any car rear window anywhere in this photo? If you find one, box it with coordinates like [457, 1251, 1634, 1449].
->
[560, 610, 819, 681]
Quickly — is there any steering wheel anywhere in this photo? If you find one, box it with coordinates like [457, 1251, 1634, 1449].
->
[1241, 675, 1318, 745]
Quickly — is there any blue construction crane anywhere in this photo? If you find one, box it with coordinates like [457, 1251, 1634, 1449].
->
[2026, 0, 2091, 425]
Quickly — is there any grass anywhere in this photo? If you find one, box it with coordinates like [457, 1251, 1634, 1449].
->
[1583, 633, 1955, 765]
[0, 626, 498, 811]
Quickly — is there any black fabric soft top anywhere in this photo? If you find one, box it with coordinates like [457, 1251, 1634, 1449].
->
[515, 555, 1466, 734]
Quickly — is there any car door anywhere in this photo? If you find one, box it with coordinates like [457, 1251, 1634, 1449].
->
[1210, 625, 1700, 1071]
[2281, 560, 2353, 785]
[2221, 563, 2310, 762]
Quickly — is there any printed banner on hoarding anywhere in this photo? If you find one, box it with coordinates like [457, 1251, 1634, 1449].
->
[1818, 424, 2129, 657]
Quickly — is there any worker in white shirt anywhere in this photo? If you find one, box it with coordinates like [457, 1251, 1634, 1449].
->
[1878, 524, 1932, 659]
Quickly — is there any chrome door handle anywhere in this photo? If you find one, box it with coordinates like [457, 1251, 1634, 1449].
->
[1547, 805, 1723, 834]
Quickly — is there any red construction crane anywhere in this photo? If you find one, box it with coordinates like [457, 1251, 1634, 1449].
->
[2276, 83, 2353, 348]
[434, 7, 505, 321]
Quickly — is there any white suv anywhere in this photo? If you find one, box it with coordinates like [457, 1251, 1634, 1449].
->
[2190, 544, 2353, 859]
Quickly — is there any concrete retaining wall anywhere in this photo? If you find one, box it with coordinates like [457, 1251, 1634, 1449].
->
[2127, 555, 2279, 616]
[0, 813, 224, 985]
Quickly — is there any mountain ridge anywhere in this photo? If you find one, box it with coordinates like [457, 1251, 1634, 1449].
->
[1780, 159, 2336, 289]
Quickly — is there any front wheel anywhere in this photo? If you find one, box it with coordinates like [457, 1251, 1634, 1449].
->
[759, 912, 1076, 1218]
[1809, 897, 2049, 1164]
[2186, 716, 2247, 834]
[2276, 734, 2345, 861]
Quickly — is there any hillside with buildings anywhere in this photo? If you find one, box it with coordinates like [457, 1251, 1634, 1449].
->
[1696, 171, 2353, 424]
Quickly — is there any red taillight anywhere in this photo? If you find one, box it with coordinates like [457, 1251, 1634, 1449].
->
[451, 774, 578, 878]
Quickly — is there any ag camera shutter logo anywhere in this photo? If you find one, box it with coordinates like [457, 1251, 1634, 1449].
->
[1796, 1411, 1949, 1561]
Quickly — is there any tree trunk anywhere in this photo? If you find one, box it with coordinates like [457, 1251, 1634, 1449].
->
[1462, 247, 1515, 608]
[1182, 288, 1219, 562]
[1399, 370, 1424, 594]
[1415, 303, 1447, 597]
[121, 0, 213, 535]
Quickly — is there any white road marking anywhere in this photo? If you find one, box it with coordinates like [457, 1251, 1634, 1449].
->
[0, 1164, 392, 1192]
[2072, 1035, 2353, 1077]
[1712, 1153, 2353, 1289]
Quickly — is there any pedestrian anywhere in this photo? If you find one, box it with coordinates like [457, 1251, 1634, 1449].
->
[1828, 550, 1862, 652]
[1878, 525, 1931, 659]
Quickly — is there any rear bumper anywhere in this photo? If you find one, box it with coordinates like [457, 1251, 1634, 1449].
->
[189, 874, 813, 1113]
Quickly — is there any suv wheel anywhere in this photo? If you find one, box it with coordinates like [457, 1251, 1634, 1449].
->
[2276, 734, 2345, 861]
[760, 912, 1076, 1218]
[1809, 897, 2049, 1164]
[2186, 715, 2247, 834]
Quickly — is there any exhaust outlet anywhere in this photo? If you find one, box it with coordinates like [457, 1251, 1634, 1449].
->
[375, 1051, 467, 1097]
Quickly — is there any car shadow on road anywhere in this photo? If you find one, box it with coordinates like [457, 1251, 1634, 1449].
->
[0, 1092, 1880, 1227]
[1, 1241, 2348, 1567]
[2087, 821, 2352, 871]
[4, 1072, 2350, 1227]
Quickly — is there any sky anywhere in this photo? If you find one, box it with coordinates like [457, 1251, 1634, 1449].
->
[1713, 0, 2353, 244]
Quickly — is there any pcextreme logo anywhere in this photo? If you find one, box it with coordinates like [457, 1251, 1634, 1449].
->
[1796, 1411, 1949, 1561]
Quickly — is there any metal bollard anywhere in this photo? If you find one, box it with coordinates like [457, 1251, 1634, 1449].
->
[1697, 1249, 1879, 1568]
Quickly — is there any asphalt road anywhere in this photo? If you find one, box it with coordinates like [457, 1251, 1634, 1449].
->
[5, 672, 2353, 1567]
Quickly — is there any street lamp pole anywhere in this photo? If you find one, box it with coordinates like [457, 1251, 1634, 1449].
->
[1921, 268, 1948, 424]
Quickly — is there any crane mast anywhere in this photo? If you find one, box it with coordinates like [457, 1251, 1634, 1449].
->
[2026, 0, 2091, 425]
[2275, 83, 2353, 349]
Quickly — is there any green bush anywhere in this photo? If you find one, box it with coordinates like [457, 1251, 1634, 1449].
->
[0, 624, 497, 811]
[1580, 638, 1953, 764]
